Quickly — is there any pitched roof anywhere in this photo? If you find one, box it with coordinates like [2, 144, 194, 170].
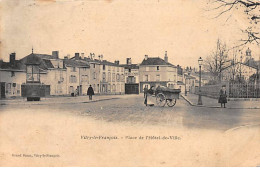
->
[140, 57, 175, 67]
[120, 64, 139, 69]
[19, 53, 55, 70]
[63, 59, 90, 68]
[0, 60, 25, 71]
[223, 62, 258, 70]
[71, 57, 123, 67]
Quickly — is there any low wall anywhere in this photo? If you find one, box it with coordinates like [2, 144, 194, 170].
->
[196, 83, 228, 99]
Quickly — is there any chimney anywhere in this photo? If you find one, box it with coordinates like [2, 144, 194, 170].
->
[127, 58, 132, 65]
[52, 51, 59, 59]
[84, 57, 87, 61]
[81, 53, 84, 59]
[145, 55, 148, 60]
[114, 60, 119, 65]
[75, 53, 80, 60]
[164, 51, 168, 62]
[10, 53, 16, 65]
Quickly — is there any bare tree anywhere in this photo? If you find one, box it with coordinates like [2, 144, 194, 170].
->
[225, 49, 245, 81]
[208, 0, 260, 46]
[204, 39, 229, 82]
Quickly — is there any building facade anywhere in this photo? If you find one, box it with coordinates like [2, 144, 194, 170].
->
[222, 62, 257, 82]
[120, 58, 139, 94]
[139, 52, 178, 92]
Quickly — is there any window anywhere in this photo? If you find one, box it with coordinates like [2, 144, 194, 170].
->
[112, 84, 116, 92]
[117, 67, 119, 72]
[121, 74, 124, 82]
[93, 64, 96, 68]
[156, 75, 160, 81]
[11, 71, 15, 77]
[17, 84, 20, 94]
[103, 64, 106, 70]
[71, 67, 76, 72]
[112, 73, 115, 82]
[116, 74, 120, 82]
[60, 71, 64, 82]
[102, 72, 106, 81]
[93, 72, 96, 79]
[81, 75, 89, 83]
[108, 84, 111, 92]
[128, 69, 131, 73]
[157, 66, 160, 71]
[127, 76, 136, 83]
[69, 75, 77, 83]
[144, 75, 149, 81]
[108, 72, 111, 82]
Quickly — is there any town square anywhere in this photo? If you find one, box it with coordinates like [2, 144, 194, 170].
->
[0, 0, 260, 167]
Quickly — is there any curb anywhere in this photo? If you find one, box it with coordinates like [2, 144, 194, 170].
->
[180, 94, 260, 109]
[225, 123, 260, 134]
[0, 97, 120, 106]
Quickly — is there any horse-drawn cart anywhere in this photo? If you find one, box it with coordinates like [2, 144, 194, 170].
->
[154, 86, 181, 107]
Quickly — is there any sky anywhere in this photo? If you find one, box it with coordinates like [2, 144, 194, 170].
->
[0, 0, 259, 68]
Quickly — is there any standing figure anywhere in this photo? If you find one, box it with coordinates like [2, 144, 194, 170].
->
[145, 86, 156, 106]
[143, 85, 148, 98]
[87, 85, 95, 100]
[218, 85, 227, 108]
[75, 88, 78, 97]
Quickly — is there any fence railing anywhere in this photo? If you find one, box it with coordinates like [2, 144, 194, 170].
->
[229, 82, 260, 98]
[197, 82, 260, 98]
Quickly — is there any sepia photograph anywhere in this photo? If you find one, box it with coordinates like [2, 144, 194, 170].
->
[0, 0, 260, 167]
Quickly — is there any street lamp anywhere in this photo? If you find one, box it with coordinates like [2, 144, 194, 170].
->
[185, 75, 187, 96]
[198, 57, 203, 105]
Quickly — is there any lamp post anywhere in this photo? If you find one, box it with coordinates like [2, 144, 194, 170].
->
[198, 57, 203, 105]
[185, 75, 187, 96]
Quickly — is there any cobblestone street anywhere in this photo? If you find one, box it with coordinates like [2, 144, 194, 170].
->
[0, 95, 260, 166]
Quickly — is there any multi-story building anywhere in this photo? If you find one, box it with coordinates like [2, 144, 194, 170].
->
[64, 54, 90, 96]
[120, 58, 139, 94]
[139, 51, 178, 92]
[70, 53, 125, 95]
[98, 59, 125, 95]
[20, 51, 68, 96]
[0, 51, 69, 98]
[0, 53, 26, 98]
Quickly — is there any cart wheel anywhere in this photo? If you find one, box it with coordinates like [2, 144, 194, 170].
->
[156, 93, 166, 107]
[166, 99, 176, 107]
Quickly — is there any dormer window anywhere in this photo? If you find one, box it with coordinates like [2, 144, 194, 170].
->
[11, 71, 15, 77]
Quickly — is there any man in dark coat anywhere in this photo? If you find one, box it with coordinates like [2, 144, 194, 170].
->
[218, 85, 227, 108]
[87, 85, 94, 100]
[143, 85, 148, 98]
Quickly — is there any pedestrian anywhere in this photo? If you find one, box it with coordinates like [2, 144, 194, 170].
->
[87, 85, 94, 100]
[145, 86, 155, 106]
[144, 85, 148, 98]
[218, 85, 227, 108]
[75, 88, 78, 97]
